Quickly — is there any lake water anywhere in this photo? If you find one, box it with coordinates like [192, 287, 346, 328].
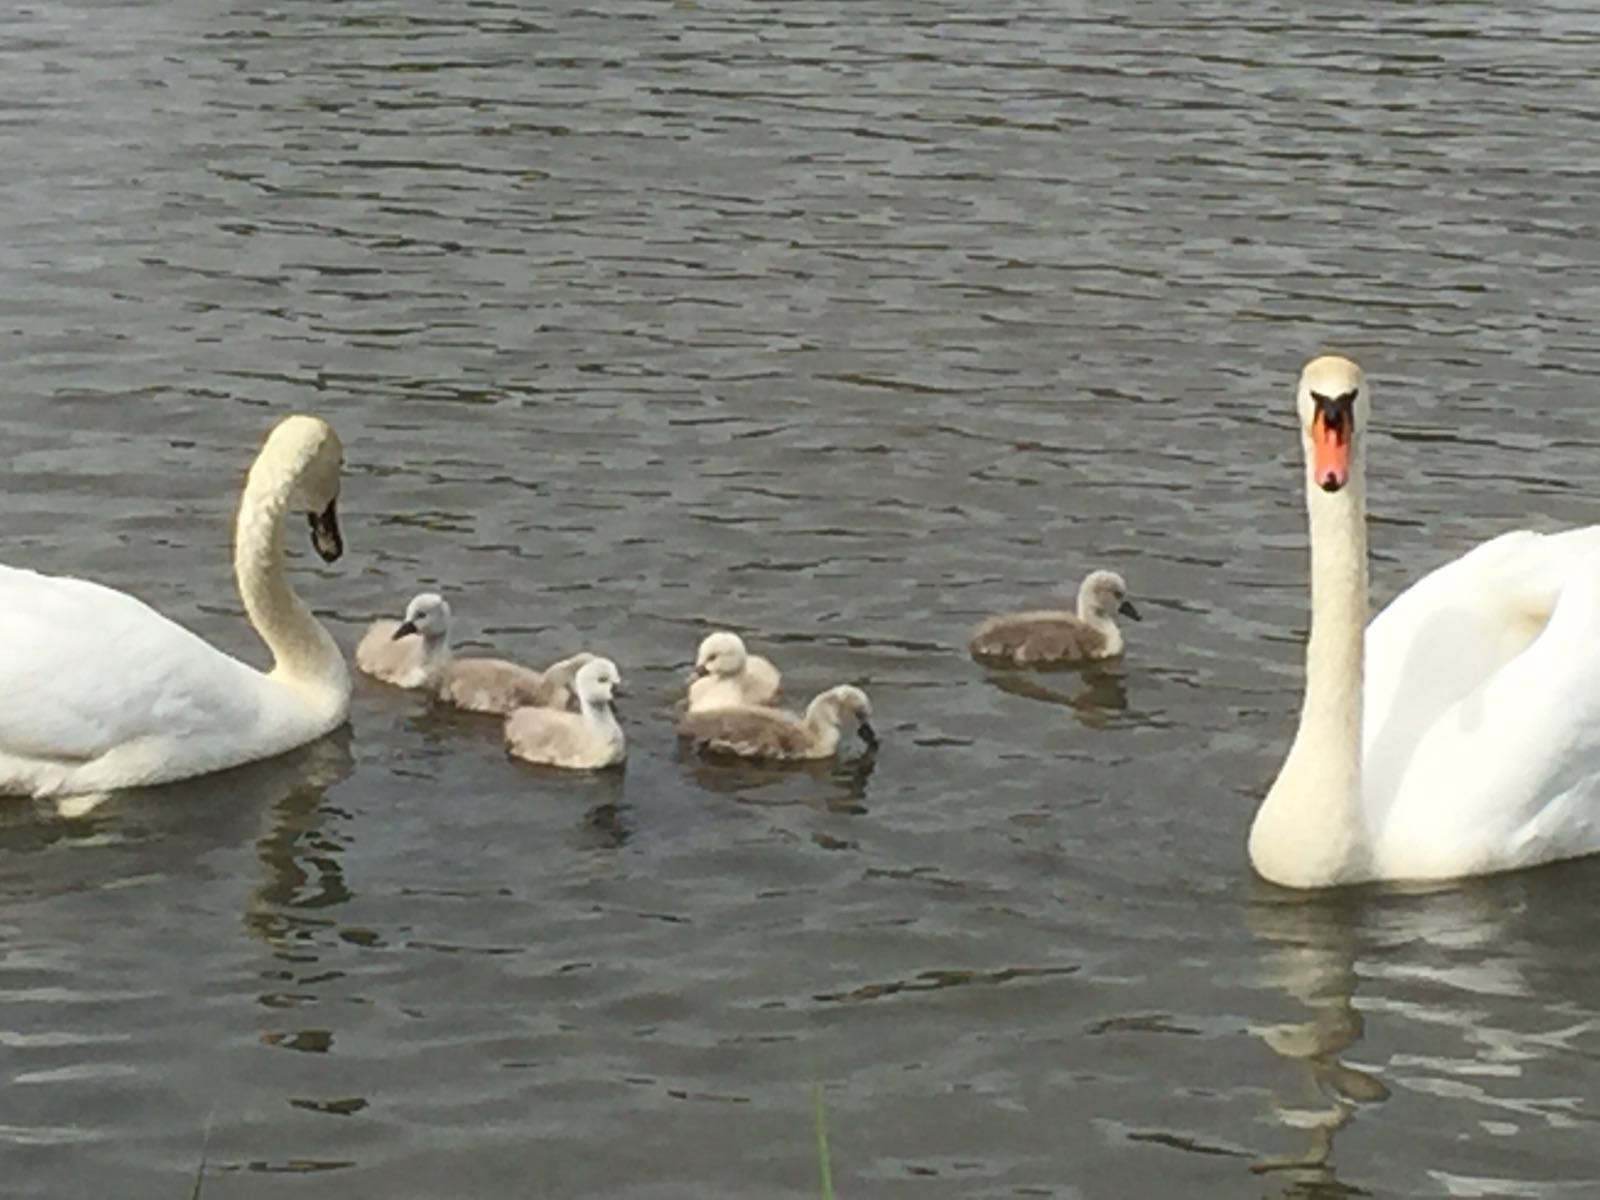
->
[4, 2, 1600, 1197]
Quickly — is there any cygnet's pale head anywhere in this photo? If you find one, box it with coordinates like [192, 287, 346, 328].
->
[394, 592, 452, 642]
[1296, 355, 1368, 495]
[1078, 570, 1140, 623]
[816, 684, 877, 749]
[575, 657, 622, 706]
[694, 631, 749, 678]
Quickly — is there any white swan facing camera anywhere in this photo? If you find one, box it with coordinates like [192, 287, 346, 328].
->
[1251, 356, 1600, 887]
[0, 414, 352, 800]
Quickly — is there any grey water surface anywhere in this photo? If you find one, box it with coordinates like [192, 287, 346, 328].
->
[4, 2, 1600, 1197]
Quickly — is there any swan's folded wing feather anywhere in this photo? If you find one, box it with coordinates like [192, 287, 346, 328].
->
[1376, 547, 1600, 876]
[1362, 527, 1600, 816]
[0, 566, 266, 761]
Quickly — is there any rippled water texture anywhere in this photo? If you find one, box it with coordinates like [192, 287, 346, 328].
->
[5, 2, 1600, 1197]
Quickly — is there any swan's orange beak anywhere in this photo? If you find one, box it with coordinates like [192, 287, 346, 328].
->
[1309, 392, 1355, 493]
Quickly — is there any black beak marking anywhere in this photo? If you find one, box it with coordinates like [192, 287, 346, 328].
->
[1118, 598, 1142, 622]
[1309, 388, 1358, 440]
[392, 619, 418, 640]
[858, 720, 880, 750]
[307, 499, 343, 563]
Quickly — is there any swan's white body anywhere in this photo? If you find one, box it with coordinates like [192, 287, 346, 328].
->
[0, 416, 351, 800]
[1359, 526, 1600, 877]
[1250, 358, 1600, 886]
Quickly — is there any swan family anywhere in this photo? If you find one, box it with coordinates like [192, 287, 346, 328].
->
[5, 354, 1600, 889]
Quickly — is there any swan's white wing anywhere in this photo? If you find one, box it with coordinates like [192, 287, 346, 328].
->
[1374, 547, 1600, 877]
[1362, 526, 1600, 818]
[0, 565, 269, 763]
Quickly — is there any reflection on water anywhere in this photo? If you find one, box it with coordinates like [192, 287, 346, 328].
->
[1248, 891, 1388, 1198]
[678, 743, 878, 814]
[244, 732, 359, 953]
[0, 733, 355, 897]
[1247, 867, 1600, 1198]
[979, 664, 1130, 729]
[576, 799, 632, 856]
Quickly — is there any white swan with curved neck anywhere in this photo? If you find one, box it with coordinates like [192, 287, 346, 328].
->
[0, 415, 352, 800]
[1251, 356, 1600, 887]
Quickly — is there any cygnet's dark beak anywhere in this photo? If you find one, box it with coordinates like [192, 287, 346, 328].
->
[689, 663, 709, 680]
[858, 720, 880, 750]
[392, 619, 418, 640]
[307, 499, 343, 563]
[1118, 599, 1142, 621]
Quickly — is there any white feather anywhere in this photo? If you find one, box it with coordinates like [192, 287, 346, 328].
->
[1364, 530, 1600, 877]
[0, 415, 350, 799]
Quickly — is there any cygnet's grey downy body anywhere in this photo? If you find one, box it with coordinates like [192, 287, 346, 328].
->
[355, 592, 452, 688]
[437, 650, 597, 715]
[504, 657, 626, 770]
[677, 684, 875, 761]
[969, 569, 1140, 667]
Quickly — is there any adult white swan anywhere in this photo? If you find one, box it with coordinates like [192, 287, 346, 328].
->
[0, 414, 352, 800]
[1250, 356, 1600, 887]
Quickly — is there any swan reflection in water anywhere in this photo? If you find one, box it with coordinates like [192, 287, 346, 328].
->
[1246, 890, 1387, 1197]
[4, 732, 355, 887]
[1246, 865, 1600, 1198]
[232, 733, 358, 952]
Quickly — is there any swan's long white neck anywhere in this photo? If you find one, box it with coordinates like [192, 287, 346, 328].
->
[1250, 458, 1370, 888]
[234, 454, 349, 714]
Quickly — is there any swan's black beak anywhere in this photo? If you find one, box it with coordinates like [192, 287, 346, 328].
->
[392, 619, 419, 640]
[858, 720, 879, 751]
[689, 663, 709, 680]
[1310, 389, 1357, 494]
[308, 499, 343, 563]
[1118, 599, 1142, 621]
